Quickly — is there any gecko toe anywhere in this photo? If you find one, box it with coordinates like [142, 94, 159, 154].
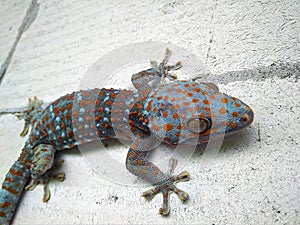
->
[142, 187, 160, 201]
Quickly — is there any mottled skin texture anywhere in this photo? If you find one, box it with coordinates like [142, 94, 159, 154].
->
[0, 49, 254, 224]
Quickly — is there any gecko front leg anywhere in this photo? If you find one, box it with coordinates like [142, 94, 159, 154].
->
[126, 143, 190, 215]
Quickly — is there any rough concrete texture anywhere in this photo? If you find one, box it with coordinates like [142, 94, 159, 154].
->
[0, 0, 299, 224]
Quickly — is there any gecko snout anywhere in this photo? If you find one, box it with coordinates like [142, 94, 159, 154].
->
[240, 107, 254, 126]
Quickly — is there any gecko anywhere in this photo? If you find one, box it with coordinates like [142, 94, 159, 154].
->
[0, 49, 254, 225]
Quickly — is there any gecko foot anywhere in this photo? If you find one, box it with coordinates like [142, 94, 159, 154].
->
[141, 170, 190, 215]
[141, 158, 190, 215]
[158, 185, 189, 216]
[15, 96, 43, 137]
[156, 48, 182, 81]
[25, 159, 65, 202]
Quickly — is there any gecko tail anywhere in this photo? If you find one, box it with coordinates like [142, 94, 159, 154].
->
[0, 159, 30, 225]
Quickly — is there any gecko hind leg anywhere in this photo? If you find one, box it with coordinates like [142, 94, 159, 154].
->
[26, 159, 65, 202]
[25, 144, 65, 202]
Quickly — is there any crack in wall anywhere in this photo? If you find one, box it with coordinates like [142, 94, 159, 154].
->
[0, 0, 39, 84]
[205, 0, 218, 64]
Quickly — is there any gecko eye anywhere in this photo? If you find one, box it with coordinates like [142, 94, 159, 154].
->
[186, 117, 210, 133]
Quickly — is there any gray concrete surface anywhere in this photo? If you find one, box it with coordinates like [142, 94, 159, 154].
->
[0, 0, 299, 224]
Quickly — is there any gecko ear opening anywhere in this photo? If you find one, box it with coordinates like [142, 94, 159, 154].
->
[186, 117, 210, 133]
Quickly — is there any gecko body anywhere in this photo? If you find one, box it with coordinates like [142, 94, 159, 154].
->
[0, 49, 254, 224]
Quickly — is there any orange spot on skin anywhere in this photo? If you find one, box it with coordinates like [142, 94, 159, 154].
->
[136, 160, 143, 165]
[67, 104, 72, 110]
[234, 102, 241, 108]
[232, 112, 239, 117]
[221, 97, 229, 104]
[230, 123, 237, 128]
[199, 112, 205, 117]
[186, 92, 193, 97]
[85, 116, 92, 122]
[72, 111, 78, 118]
[174, 104, 180, 109]
[128, 120, 134, 125]
[193, 88, 201, 93]
[9, 169, 22, 177]
[5, 177, 13, 183]
[184, 84, 190, 88]
[104, 123, 111, 129]
[2, 185, 18, 195]
[204, 107, 211, 112]
[177, 124, 183, 130]
[82, 91, 89, 97]
[219, 107, 226, 115]
[176, 88, 182, 93]
[163, 111, 168, 118]
[157, 96, 162, 100]
[164, 137, 171, 142]
[164, 96, 169, 100]
[105, 100, 112, 107]
[78, 125, 84, 131]
[221, 121, 227, 126]
[203, 99, 210, 105]
[152, 124, 160, 132]
[0, 211, 5, 217]
[183, 102, 190, 106]
[67, 130, 73, 138]
[136, 103, 143, 109]
[192, 98, 199, 103]
[153, 168, 158, 176]
[205, 85, 212, 90]
[146, 100, 153, 112]
[163, 123, 174, 131]
[110, 93, 118, 98]
[172, 113, 178, 119]
[65, 114, 71, 120]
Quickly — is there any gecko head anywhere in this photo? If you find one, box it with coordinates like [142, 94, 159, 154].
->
[145, 80, 254, 145]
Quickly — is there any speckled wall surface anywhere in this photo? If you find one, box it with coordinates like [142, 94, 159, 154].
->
[0, 0, 299, 224]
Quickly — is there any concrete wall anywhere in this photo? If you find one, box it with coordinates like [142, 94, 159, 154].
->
[0, 0, 299, 224]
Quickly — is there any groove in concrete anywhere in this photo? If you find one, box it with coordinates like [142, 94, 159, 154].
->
[0, 0, 39, 84]
[194, 61, 300, 84]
